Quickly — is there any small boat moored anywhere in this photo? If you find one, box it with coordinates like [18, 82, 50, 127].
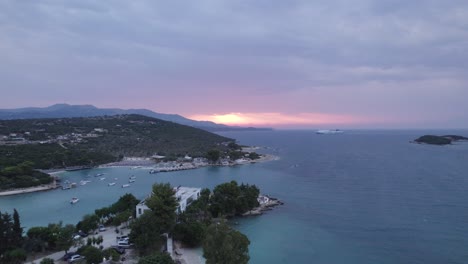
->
[129, 179, 136, 183]
[122, 184, 130, 188]
[108, 182, 116, 186]
[70, 197, 80, 204]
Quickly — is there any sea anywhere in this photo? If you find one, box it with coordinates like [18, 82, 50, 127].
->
[1, 130, 468, 264]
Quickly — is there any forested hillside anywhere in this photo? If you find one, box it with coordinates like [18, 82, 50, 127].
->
[0, 114, 233, 170]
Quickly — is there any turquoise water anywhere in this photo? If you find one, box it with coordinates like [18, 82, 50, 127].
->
[2, 130, 468, 263]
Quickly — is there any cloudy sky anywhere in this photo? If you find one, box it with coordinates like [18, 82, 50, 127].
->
[1, 0, 467, 128]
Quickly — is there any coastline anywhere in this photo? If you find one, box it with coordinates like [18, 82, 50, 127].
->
[0, 150, 279, 197]
[0, 179, 58, 197]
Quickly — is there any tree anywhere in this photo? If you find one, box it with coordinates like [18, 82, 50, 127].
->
[111, 193, 140, 214]
[102, 248, 120, 262]
[209, 181, 240, 217]
[79, 245, 103, 264]
[2, 248, 27, 264]
[56, 224, 75, 254]
[0, 210, 17, 256]
[40, 258, 55, 264]
[12, 209, 23, 247]
[203, 221, 250, 264]
[205, 150, 220, 163]
[138, 253, 175, 264]
[184, 188, 212, 223]
[76, 214, 99, 233]
[129, 211, 164, 255]
[173, 220, 206, 247]
[145, 183, 178, 231]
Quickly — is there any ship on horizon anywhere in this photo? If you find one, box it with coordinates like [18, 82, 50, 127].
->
[316, 129, 344, 135]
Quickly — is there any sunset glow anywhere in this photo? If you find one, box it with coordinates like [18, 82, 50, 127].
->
[189, 112, 365, 127]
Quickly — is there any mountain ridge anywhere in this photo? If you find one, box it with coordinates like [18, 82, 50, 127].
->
[0, 104, 272, 132]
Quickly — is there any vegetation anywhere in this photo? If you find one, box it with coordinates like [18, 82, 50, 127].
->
[209, 181, 260, 218]
[203, 221, 250, 264]
[414, 135, 468, 145]
[40, 258, 55, 264]
[94, 193, 140, 226]
[1, 181, 260, 263]
[102, 248, 120, 262]
[130, 183, 178, 255]
[78, 245, 103, 264]
[0, 115, 233, 190]
[0, 161, 52, 190]
[0, 115, 232, 168]
[144, 183, 179, 231]
[205, 149, 221, 162]
[0, 209, 26, 263]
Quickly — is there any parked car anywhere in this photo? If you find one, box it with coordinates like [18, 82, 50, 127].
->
[99, 224, 106, 232]
[116, 235, 129, 241]
[62, 252, 76, 261]
[111, 246, 126, 254]
[68, 254, 83, 263]
[78, 230, 88, 237]
[116, 240, 134, 248]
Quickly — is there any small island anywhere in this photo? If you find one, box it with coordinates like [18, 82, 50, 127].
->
[414, 135, 468, 145]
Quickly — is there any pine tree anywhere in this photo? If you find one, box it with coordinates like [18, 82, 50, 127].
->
[12, 209, 23, 247]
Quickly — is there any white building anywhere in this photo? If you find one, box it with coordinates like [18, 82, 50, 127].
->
[136, 186, 201, 218]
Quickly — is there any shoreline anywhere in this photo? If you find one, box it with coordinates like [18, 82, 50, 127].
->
[0, 179, 59, 197]
[0, 150, 279, 197]
[242, 195, 284, 216]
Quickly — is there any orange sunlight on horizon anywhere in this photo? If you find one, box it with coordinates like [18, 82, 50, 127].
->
[189, 112, 365, 127]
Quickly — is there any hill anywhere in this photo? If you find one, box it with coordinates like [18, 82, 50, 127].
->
[0, 115, 235, 190]
[0, 114, 233, 170]
[0, 104, 272, 132]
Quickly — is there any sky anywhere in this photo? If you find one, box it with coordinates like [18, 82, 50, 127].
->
[1, 0, 468, 129]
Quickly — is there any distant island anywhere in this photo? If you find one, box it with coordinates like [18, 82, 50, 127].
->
[414, 135, 468, 145]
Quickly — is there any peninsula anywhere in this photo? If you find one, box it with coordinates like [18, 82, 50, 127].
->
[0, 115, 269, 193]
[414, 135, 468, 145]
[0, 115, 233, 191]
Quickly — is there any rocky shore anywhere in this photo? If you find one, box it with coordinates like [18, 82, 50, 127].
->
[242, 195, 284, 216]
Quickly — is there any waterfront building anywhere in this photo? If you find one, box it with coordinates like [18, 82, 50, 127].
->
[136, 186, 201, 218]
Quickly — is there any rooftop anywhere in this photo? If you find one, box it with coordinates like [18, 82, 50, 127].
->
[174, 186, 201, 202]
[138, 186, 201, 205]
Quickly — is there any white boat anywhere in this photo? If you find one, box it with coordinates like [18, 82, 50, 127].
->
[95, 173, 104, 177]
[108, 182, 116, 186]
[99, 177, 106, 181]
[80, 180, 91, 186]
[129, 179, 136, 183]
[122, 184, 130, 188]
[70, 197, 79, 204]
[316, 129, 344, 135]
[149, 169, 158, 174]
[129, 175, 136, 179]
